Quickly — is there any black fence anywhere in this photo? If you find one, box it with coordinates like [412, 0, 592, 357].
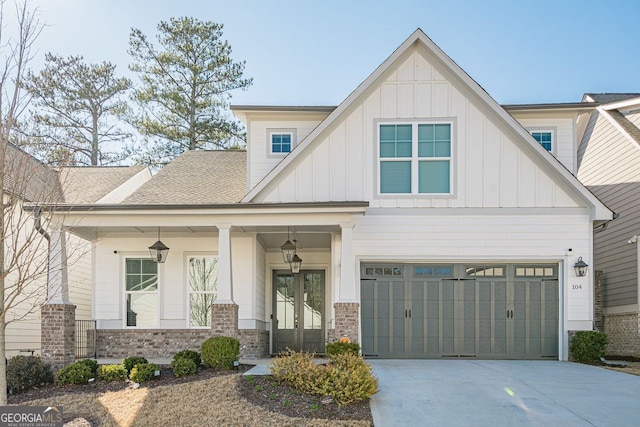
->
[75, 320, 97, 359]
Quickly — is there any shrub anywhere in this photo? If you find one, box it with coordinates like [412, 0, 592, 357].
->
[56, 362, 93, 385]
[122, 356, 148, 374]
[201, 336, 239, 369]
[173, 350, 201, 367]
[129, 363, 159, 383]
[6, 356, 53, 394]
[570, 330, 608, 363]
[172, 357, 197, 377]
[270, 350, 378, 406]
[326, 341, 361, 358]
[314, 353, 378, 406]
[98, 364, 128, 382]
[76, 359, 99, 376]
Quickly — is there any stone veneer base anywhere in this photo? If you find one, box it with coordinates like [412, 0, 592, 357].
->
[604, 312, 640, 357]
[41, 303, 76, 369]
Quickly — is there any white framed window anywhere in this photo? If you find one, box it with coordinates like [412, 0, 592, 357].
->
[529, 129, 554, 152]
[267, 129, 296, 156]
[378, 122, 453, 195]
[187, 256, 218, 328]
[124, 258, 158, 328]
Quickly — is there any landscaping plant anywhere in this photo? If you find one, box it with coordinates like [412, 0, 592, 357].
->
[173, 349, 201, 367]
[326, 341, 361, 357]
[122, 356, 148, 374]
[570, 330, 608, 363]
[56, 362, 93, 385]
[97, 364, 128, 382]
[201, 336, 239, 369]
[129, 363, 159, 383]
[76, 359, 99, 376]
[172, 357, 197, 377]
[6, 356, 53, 394]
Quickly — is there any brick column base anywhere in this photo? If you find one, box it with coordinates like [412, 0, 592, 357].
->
[41, 303, 76, 369]
[330, 302, 359, 343]
[211, 303, 239, 338]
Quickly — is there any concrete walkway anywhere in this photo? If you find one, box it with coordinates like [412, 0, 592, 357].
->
[368, 360, 640, 427]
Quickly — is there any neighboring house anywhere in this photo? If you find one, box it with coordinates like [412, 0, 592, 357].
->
[576, 93, 640, 356]
[47, 29, 613, 364]
[2, 143, 149, 358]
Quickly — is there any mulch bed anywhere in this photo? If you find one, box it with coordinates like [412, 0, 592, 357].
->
[236, 374, 373, 422]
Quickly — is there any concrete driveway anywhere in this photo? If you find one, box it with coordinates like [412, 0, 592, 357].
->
[368, 360, 640, 427]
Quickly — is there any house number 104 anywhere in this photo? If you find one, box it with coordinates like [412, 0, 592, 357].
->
[572, 284, 583, 290]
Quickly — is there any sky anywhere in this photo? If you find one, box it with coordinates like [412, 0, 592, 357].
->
[11, 0, 640, 107]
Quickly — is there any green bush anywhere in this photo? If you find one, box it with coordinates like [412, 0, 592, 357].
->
[129, 363, 159, 383]
[6, 356, 53, 394]
[122, 356, 148, 374]
[201, 336, 239, 369]
[326, 341, 361, 358]
[314, 353, 379, 406]
[56, 362, 93, 385]
[270, 350, 378, 406]
[97, 364, 128, 382]
[173, 350, 201, 367]
[172, 357, 197, 377]
[76, 359, 99, 376]
[570, 330, 608, 363]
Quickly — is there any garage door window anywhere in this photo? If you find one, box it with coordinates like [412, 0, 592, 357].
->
[515, 266, 555, 277]
[466, 266, 505, 277]
[414, 265, 453, 277]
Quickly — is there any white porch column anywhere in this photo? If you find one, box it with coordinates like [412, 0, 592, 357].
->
[215, 224, 234, 304]
[48, 228, 71, 304]
[339, 223, 356, 302]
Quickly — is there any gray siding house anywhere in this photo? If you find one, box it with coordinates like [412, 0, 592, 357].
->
[578, 93, 640, 356]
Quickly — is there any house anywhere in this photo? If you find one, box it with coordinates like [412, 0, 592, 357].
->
[576, 93, 640, 356]
[42, 29, 613, 366]
[1, 143, 149, 359]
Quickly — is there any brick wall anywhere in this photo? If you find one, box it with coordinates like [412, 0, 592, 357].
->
[239, 329, 269, 359]
[41, 304, 76, 369]
[594, 270, 604, 331]
[94, 329, 269, 359]
[604, 312, 640, 357]
[211, 303, 239, 337]
[330, 303, 359, 343]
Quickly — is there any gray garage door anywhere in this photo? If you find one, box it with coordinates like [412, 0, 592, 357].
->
[361, 264, 558, 359]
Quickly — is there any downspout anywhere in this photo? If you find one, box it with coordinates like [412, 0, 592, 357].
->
[33, 206, 51, 289]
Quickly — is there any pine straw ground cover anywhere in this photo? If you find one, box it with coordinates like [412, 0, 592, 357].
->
[9, 365, 373, 427]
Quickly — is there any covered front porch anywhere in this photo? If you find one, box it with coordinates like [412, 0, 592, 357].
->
[42, 202, 367, 366]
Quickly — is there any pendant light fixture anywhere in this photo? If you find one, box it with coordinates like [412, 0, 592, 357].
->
[149, 228, 170, 263]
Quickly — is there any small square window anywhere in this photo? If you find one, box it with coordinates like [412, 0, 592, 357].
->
[531, 131, 553, 152]
[268, 130, 296, 155]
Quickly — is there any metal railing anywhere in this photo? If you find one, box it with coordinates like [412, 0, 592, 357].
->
[75, 320, 97, 359]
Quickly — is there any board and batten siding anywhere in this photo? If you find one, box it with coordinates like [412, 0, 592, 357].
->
[578, 111, 640, 308]
[93, 234, 259, 329]
[248, 117, 327, 190]
[351, 213, 593, 322]
[254, 45, 584, 212]
[513, 116, 576, 174]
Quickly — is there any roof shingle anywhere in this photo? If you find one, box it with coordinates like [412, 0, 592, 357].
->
[60, 166, 146, 203]
[123, 150, 247, 205]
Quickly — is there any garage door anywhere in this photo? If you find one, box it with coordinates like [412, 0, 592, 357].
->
[361, 264, 558, 359]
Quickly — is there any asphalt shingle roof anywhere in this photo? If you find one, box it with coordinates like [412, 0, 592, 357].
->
[585, 93, 640, 104]
[123, 150, 247, 205]
[3, 144, 63, 203]
[60, 166, 146, 204]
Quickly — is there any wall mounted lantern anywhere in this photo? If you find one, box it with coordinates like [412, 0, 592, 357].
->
[574, 257, 588, 277]
[149, 228, 169, 263]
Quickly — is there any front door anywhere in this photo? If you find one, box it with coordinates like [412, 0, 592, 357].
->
[272, 270, 325, 353]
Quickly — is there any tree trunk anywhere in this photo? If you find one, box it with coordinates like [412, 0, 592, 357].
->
[0, 138, 8, 405]
[91, 113, 99, 165]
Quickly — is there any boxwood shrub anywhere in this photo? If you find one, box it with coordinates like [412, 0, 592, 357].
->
[98, 364, 128, 382]
[6, 356, 53, 394]
[570, 330, 608, 363]
[201, 336, 239, 369]
[173, 350, 201, 367]
[122, 356, 148, 374]
[56, 362, 93, 385]
[129, 363, 159, 383]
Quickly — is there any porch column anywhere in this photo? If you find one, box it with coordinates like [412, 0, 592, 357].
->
[333, 223, 359, 343]
[211, 224, 238, 338]
[41, 227, 75, 369]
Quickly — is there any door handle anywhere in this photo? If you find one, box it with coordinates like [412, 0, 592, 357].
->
[409, 309, 412, 318]
[405, 309, 408, 318]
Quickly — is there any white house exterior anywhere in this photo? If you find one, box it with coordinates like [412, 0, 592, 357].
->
[47, 29, 612, 362]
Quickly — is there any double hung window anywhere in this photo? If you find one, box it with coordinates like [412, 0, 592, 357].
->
[125, 258, 158, 327]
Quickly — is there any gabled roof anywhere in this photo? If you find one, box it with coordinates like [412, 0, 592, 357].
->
[241, 29, 613, 220]
[604, 110, 640, 147]
[61, 166, 146, 203]
[123, 150, 247, 205]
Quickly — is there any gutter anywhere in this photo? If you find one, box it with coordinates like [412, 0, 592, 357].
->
[594, 212, 620, 233]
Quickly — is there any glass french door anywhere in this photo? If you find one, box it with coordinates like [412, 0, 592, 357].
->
[272, 270, 325, 353]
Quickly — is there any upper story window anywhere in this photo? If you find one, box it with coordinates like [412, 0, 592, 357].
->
[268, 129, 296, 156]
[531, 130, 553, 152]
[379, 122, 452, 195]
